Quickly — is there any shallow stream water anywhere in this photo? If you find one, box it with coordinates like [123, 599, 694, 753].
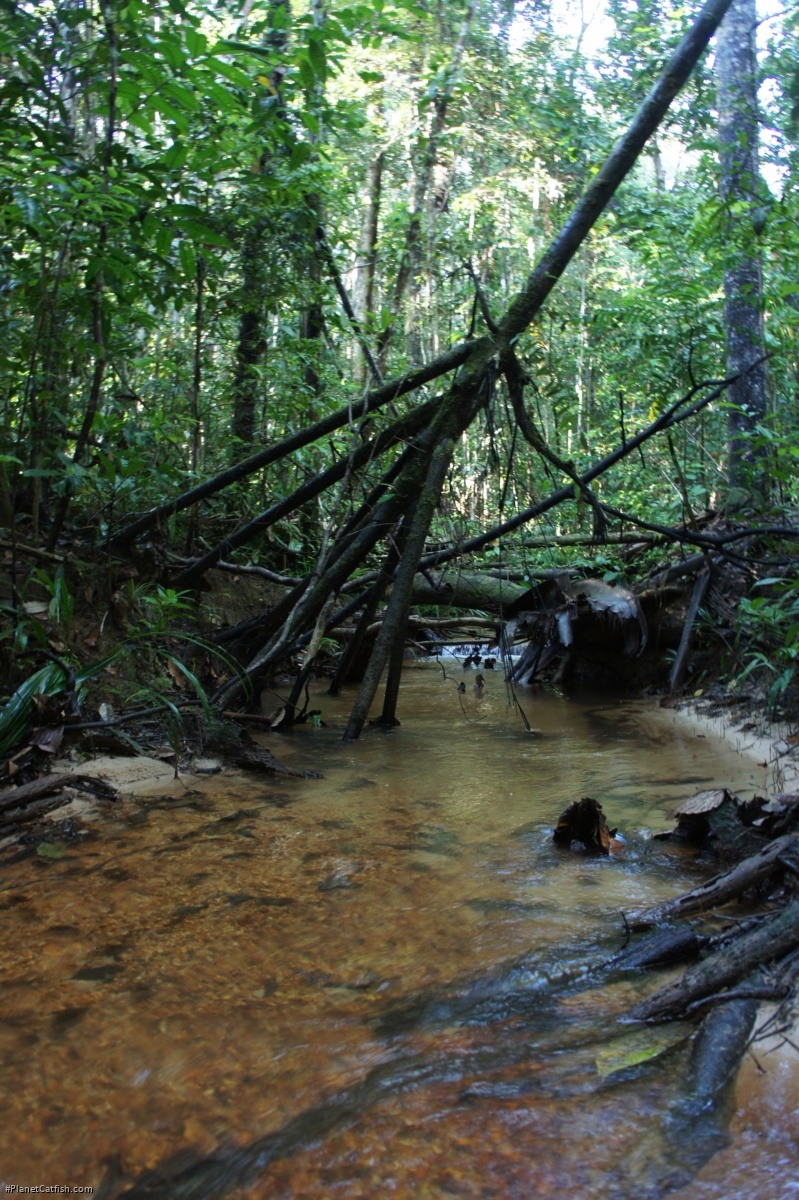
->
[1, 665, 797, 1198]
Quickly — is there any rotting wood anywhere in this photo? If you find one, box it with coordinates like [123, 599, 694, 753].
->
[611, 926, 708, 972]
[0, 774, 65, 814]
[0, 537, 67, 563]
[0, 795, 71, 835]
[677, 996, 758, 1117]
[522, 532, 658, 548]
[0, 773, 117, 834]
[231, 748, 323, 780]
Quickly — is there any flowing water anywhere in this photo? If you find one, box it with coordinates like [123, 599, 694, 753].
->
[1, 665, 797, 1198]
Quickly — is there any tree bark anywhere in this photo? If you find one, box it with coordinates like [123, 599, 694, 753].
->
[230, 224, 265, 451]
[343, 434, 456, 740]
[351, 152, 384, 386]
[627, 834, 798, 928]
[715, 0, 768, 498]
[377, 3, 475, 370]
[629, 896, 799, 1022]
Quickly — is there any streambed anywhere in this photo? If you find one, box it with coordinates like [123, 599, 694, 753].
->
[0, 666, 796, 1198]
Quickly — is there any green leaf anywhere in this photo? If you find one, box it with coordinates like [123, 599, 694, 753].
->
[164, 141, 188, 171]
[308, 39, 327, 83]
[595, 1026, 688, 1080]
[0, 664, 69, 755]
[37, 842, 66, 860]
[179, 240, 196, 278]
[184, 28, 207, 57]
[297, 53, 315, 91]
[156, 226, 174, 256]
[167, 656, 211, 722]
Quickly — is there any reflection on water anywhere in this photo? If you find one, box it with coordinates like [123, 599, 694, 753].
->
[0, 667, 794, 1198]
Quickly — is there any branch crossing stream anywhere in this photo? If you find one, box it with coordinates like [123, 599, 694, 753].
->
[1, 666, 796, 1198]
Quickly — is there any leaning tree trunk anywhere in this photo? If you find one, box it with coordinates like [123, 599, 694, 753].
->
[716, 0, 768, 500]
[343, 434, 458, 740]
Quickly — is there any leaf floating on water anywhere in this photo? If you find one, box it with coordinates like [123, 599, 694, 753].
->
[36, 842, 66, 860]
[595, 1025, 688, 1080]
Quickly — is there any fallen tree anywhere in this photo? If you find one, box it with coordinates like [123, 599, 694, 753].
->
[101, 0, 742, 736]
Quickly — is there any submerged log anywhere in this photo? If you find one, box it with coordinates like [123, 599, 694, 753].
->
[611, 926, 708, 972]
[628, 834, 798, 928]
[629, 896, 799, 1022]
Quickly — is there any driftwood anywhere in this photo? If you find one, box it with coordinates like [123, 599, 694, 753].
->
[406, 571, 527, 612]
[612, 926, 708, 972]
[629, 897, 799, 1022]
[627, 834, 798, 928]
[230, 748, 323, 780]
[522, 532, 658, 548]
[0, 794, 75, 836]
[678, 997, 759, 1121]
[0, 774, 65, 814]
[0, 773, 117, 836]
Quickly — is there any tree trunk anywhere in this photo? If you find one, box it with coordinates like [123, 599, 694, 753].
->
[715, 0, 768, 499]
[46, 0, 117, 550]
[377, 3, 475, 371]
[230, 225, 265, 451]
[230, 0, 292, 454]
[343, 434, 457, 740]
[352, 152, 384, 386]
[185, 256, 206, 554]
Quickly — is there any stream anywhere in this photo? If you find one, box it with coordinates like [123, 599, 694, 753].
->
[1, 664, 798, 1198]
